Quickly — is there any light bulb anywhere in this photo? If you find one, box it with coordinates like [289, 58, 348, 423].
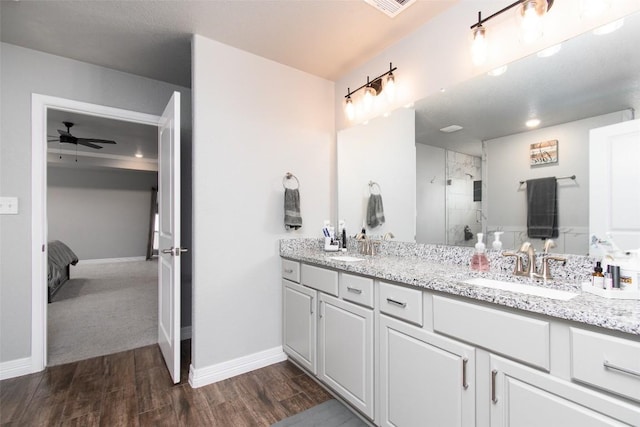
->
[520, 0, 544, 44]
[363, 86, 375, 111]
[345, 96, 355, 121]
[471, 25, 487, 66]
[385, 73, 396, 101]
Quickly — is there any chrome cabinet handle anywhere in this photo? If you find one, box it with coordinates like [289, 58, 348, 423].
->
[319, 300, 323, 318]
[310, 296, 314, 315]
[604, 360, 640, 378]
[462, 358, 469, 390]
[347, 286, 362, 294]
[386, 298, 407, 308]
[491, 369, 498, 403]
[284, 268, 294, 274]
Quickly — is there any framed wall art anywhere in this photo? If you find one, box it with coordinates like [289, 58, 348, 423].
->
[530, 139, 558, 166]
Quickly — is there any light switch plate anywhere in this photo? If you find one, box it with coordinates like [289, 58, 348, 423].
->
[0, 197, 19, 214]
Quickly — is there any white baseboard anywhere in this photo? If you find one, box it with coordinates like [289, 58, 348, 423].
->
[188, 346, 287, 388]
[78, 256, 147, 265]
[181, 326, 192, 340]
[0, 357, 34, 381]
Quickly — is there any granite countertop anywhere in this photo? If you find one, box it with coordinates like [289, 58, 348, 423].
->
[280, 239, 640, 336]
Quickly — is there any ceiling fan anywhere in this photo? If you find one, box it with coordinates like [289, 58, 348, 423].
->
[48, 121, 117, 149]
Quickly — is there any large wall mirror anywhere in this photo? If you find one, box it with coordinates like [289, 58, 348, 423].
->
[337, 10, 640, 255]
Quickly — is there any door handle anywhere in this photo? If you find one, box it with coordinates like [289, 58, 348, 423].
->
[176, 247, 188, 257]
[162, 247, 174, 255]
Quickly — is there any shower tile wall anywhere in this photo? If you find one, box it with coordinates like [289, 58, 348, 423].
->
[446, 151, 482, 246]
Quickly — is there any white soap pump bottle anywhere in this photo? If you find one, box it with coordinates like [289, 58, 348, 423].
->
[492, 232, 503, 251]
[471, 233, 490, 271]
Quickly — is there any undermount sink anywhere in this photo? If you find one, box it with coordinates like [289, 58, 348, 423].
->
[464, 278, 578, 301]
[328, 255, 365, 262]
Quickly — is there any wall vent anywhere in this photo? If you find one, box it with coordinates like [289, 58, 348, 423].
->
[364, 0, 417, 17]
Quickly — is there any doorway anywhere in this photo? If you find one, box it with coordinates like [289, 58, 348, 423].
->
[31, 94, 181, 378]
[46, 108, 159, 365]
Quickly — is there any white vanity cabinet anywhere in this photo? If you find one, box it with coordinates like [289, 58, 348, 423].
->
[282, 275, 317, 374]
[379, 314, 476, 427]
[318, 293, 374, 419]
[489, 355, 639, 427]
[282, 261, 375, 420]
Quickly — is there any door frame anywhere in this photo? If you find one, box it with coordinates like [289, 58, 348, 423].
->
[31, 94, 161, 371]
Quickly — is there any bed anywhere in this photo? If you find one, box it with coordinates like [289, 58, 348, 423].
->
[48, 240, 78, 302]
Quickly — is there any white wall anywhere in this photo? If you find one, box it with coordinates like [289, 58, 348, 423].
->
[334, 0, 640, 130]
[416, 144, 445, 244]
[47, 167, 157, 260]
[191, 35, 334, 373]
[484, 111, 630, 254]
[337, 108, 415, 241]
[0, 43, 192, 364]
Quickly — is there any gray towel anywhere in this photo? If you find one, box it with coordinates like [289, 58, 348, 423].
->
[366, 194, 385, 228]
[284, 188, 302, 230]
[526, 177, 558, 239]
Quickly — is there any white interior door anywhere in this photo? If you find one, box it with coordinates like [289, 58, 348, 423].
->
[589, 118, 640, 256]
[158, 91, 182, 383]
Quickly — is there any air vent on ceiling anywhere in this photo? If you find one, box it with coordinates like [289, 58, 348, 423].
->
[364, 0, 417, 18]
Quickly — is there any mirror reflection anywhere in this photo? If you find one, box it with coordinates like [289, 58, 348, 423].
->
[337, 11, 640, 255]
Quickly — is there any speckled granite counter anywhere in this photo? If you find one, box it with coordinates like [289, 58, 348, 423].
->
[280, 238, 640, 336]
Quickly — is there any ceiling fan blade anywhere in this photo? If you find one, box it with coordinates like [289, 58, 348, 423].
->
[77, 140, 103, 149]
[57, 129, 72, 137]
[77, 138, 117, 144]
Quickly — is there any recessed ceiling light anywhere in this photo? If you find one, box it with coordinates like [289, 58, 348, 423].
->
[440, 125, 463, 133]
[526, 118, 541, 128]
[537, 44, 562, 58]
[488, 66, 508, 76]
[593, 19, 624, 35]
[135, 153, 143, 158]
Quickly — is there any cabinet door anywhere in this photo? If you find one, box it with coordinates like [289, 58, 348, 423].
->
[283, 279, 317, 374]
[379, 314, 475, 427]
[318, 293, 374, 419]
[490, 355, 640, 427]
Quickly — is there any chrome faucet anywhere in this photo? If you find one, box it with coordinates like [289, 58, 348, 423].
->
[503, 240, 567, 281]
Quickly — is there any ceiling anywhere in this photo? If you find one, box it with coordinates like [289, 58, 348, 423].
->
[414, 10, 640, 157]
[1, 0, 458, 87]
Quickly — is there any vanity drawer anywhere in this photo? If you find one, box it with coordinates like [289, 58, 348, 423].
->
[433, 296, 550, 370]
[282, 259, 300, 283]
[379, 281, 423, 326]
[570, 328, 640, 402]
[301, 264, 339, 296]
[339, 273, 374, 308]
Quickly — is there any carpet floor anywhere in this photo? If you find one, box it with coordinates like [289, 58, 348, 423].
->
[47, 259, 158, 366]
[271, 399, 368, 427]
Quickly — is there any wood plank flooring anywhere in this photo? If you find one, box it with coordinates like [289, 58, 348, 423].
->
[0, 341, 332, 426]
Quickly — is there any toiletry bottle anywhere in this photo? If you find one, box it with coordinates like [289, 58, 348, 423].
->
[471, 233, 490, 271]
[592, 261, 604, 288]
[492, 232, 503, 251]
[342, 228, 347, 251]
[604, 265, 613, 290]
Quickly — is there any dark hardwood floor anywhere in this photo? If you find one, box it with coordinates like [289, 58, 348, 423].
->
[0, 341, 332, 426]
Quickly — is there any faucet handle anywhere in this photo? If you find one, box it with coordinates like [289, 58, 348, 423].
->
[502, 251, 525, 276]
[543, 239, 556, 254]
[540, 255, 567, 280]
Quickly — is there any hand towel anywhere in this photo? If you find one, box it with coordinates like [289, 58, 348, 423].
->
[366, 194, 385, 228]
[284, 188, 302, 230]
[526, 177, 558, 239]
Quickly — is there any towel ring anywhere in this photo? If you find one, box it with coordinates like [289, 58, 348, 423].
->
[369, 181, 381, 195]
[283, 172, 300, 190]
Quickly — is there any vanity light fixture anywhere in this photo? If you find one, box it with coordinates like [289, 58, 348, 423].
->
[343, 62, 397, 120]
[470, 0, 554, 64]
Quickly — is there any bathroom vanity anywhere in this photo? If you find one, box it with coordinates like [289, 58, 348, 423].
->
[280, 239, 640, 426]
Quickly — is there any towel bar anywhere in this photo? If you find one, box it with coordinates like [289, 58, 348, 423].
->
[519, 175, 575, 185]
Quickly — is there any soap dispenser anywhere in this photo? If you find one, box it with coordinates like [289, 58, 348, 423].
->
[492, 232, 503, 251]
[471, 233, 490, 271]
